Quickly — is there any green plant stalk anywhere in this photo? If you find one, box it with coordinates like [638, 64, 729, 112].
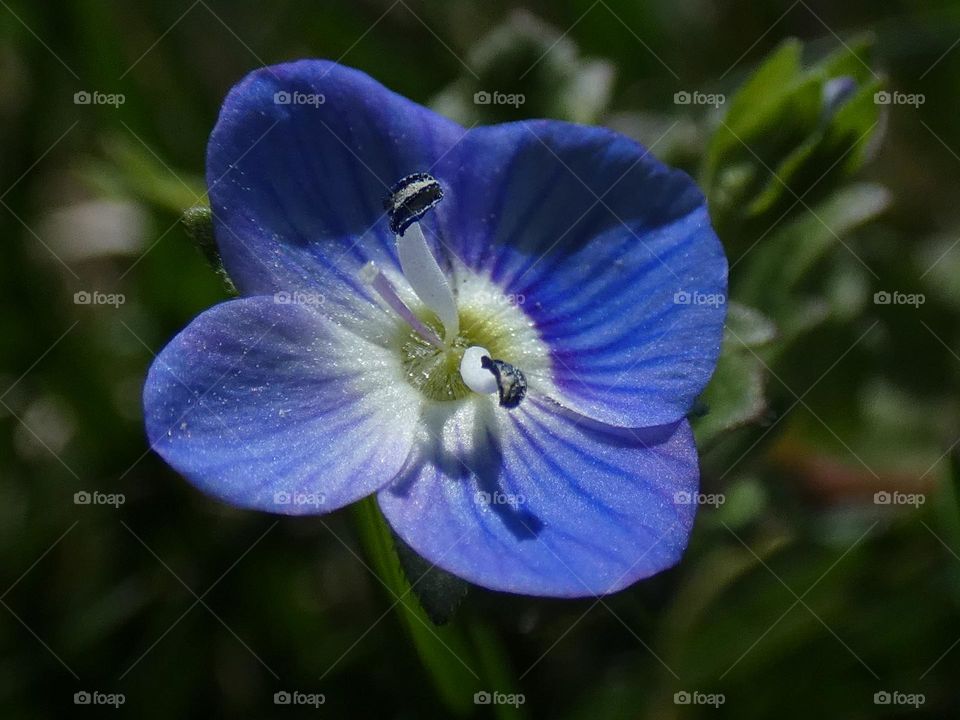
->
[353, 497, 525, 718]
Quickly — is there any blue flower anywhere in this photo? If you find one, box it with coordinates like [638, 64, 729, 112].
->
[143, 60, 727, 597]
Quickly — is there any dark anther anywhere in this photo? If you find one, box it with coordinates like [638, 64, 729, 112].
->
[385, 172, 444, 235]
[480, 356, 527, 409]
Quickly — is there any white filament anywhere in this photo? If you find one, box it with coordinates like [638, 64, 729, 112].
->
[396, 223, 459, 344]
[360, 261, 444, 348]
[460, 346, 498, 395]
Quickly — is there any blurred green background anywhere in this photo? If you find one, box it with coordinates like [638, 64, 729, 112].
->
[1, 0, 959, 717]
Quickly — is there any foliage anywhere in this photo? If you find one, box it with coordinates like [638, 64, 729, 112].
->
[1, 2, 958, 718]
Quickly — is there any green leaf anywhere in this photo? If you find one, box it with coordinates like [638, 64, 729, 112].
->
[722, 39, 803, 134]
[693, 350, 767, 447]
[735, 182, 891, 310]
[817, 32, 876, 83]
[705, 76, 822, 196]
[703, 40, 809, 189]
[466, 616, 527, 720]
[81, 134, 205, 213]
[692, 303, 775, 446]
[919, 234, 960, 309]
[745, 77, 882, 218]
[819, 75, 883, 175]
[702, 36, 882, 241]
[713, 476, 769, 529]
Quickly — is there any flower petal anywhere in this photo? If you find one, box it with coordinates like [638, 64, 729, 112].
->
[143, 297, 420, 514]
[206, 60, 464, 317]
[432, 120, 727, 427]
[377, 395, 698, 597]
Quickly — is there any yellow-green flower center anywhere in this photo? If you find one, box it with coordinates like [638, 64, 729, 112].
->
[397, 307, 517, 401]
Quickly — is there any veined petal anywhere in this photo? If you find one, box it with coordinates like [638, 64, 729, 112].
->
[206, 60, 464, 318]
[377, 395, 698, 597]
[143, 297, 420, 514]
[431, 120, 728, 427]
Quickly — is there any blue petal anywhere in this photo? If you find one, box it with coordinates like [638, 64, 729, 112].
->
[143, 297, 420, 514]
[206, 60, 463, 312]
[377, 396, 698, 597]
[431, 121, 727, 427]
[208, 60, 726, 427]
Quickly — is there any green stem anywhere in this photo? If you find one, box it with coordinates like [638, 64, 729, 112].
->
[352, 497, 525, 717]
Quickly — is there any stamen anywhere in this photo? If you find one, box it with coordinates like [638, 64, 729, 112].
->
[481, 356, 527, 409]
[459, 346, 498, 395]
[387, 174, 459, 344]
[459, 345, 528, 408]
[385, 172, 444, 235]
[361, 261, 444, 348]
